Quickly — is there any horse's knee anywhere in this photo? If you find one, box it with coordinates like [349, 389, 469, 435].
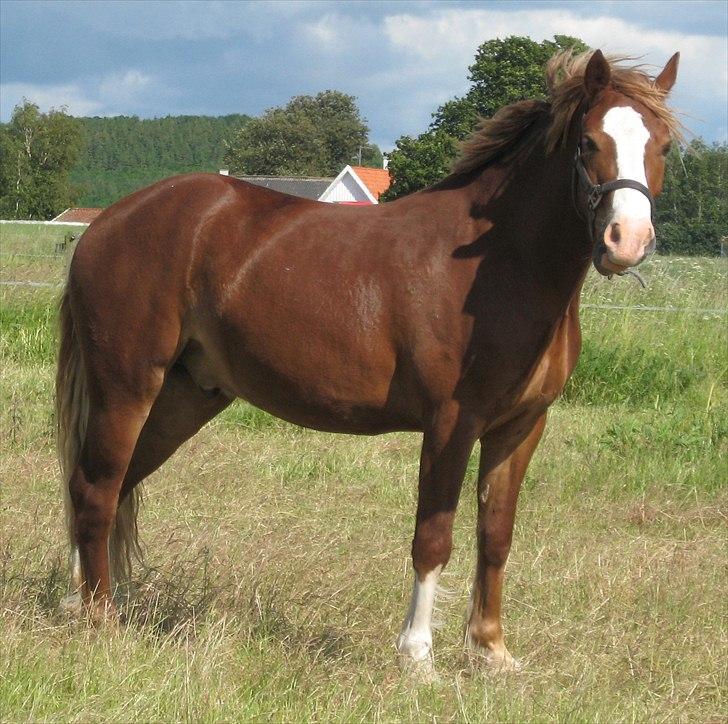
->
[412, 511, 454, 574]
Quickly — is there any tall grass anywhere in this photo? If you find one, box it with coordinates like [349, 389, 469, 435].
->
[0, 289, 59, 365]
[0, 222, 87, 256]
[0, 253, 725, 721]
[0, 223, 82, 284]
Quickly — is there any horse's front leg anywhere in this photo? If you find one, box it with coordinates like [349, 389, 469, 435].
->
[466, 412, 547, 670]
[397, 403, 478, 672]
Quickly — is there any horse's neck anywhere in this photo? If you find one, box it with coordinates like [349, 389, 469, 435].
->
[466, 142, 591, 313]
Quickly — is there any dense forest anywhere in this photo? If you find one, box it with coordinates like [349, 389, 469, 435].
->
[71, 114, 250, 207]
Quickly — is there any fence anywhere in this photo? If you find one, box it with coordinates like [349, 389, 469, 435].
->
[0, 220, 90, 227]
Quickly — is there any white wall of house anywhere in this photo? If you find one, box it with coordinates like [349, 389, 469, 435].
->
[319, 166, 378, 204]
[323, 173, 368, 202]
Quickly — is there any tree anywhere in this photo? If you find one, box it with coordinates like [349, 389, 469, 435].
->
[656, 140, 727, 255]
[224, 90, 379, 176]
[0, 101, 84, 219]
[357, 143, 384, 169]
[382, 131, 458, 199]
[383, 35, 588, 200]
[225, 106, 326, 176]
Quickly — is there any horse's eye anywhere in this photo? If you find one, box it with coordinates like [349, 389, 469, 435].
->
[661, 142, 672, 156]
[581, 136, 599, 154]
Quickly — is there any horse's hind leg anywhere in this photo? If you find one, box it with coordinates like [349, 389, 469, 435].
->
[68, 382, 163, 619]
[121, 361, 231, 493]
[66, 362, 230, 614]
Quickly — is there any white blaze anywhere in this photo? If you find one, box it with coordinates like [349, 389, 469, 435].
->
[601, 106, 651, 221]
[397, 566, 442, 661]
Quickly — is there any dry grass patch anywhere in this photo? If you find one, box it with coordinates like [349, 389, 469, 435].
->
[2, 415, 725, 721]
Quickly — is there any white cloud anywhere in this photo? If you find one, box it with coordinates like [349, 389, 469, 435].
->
[381, 7, 727, 139]
[1, 70, 168, 121]
[383, 7, 725, 72]
[0, 81, 104, 118]
[98, 70, 154, 107]
[303, 14, 349, 53]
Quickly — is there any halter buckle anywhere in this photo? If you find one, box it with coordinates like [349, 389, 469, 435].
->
[587, 186, 602, 211]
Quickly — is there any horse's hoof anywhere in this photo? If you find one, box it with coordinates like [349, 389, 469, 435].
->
[88, 601, 120, 628]
[58, 592, 83, 616]
[484, 651, 523, 673]
[466, 642, 523, 673]
[59, 592, 120, 628]
[398, 653, 440, 684]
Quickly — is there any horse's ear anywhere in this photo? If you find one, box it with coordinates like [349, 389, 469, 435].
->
[654, 52, 680, 93]
[584, 50, 611, 97]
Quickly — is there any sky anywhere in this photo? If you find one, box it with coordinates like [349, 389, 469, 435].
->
[1, 0, 726, 150]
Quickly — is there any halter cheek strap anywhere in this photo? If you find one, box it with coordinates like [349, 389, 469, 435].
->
[574, 146, 656, 219]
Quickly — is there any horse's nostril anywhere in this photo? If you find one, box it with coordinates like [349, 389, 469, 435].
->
[609, 223, 621, 244]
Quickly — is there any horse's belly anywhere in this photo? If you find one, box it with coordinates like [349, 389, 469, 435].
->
[183, 321, 416, 434]
[188, 241, 429, 432]
[235, 357, 408, 433]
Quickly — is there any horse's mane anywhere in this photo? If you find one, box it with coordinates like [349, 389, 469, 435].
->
[451, 51, 683, 176]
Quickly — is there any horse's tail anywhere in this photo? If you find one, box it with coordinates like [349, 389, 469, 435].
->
[56, 287, 88, 586]
[56, 286, 142, 593]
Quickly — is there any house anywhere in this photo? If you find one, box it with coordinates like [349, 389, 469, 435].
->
[224, 164, 391, 204]
[52, 208, 104, 223]
[319, 165, 391, 204]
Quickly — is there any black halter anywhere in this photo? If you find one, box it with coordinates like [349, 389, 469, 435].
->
[573, 146, 656, 223]
[573, 138, 656, 286]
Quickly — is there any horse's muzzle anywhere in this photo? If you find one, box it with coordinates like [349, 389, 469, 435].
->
[592, 240, 622, 276]
[592, 216, 657, 277]
[592, 238, 655, 277]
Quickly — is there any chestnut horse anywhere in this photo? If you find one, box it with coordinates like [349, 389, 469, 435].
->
[57, 50, 680, 671]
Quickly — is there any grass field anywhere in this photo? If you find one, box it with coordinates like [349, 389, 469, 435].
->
[0, 222, 87, 285]
[1, 222, 726, 721]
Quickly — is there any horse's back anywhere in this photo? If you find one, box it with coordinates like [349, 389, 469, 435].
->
[72, 173, 302, 268]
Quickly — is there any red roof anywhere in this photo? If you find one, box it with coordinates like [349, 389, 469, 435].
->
[52, 208, 104, 223]
[351, 166, 391, 201]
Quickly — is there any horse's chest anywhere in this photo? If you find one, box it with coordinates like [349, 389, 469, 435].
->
[518, 313, 581, 408]
[468, 311, 581, 424]
[518, 337, 573, 407]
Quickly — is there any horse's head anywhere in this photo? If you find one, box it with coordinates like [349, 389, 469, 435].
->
[577, 50, 679, 276]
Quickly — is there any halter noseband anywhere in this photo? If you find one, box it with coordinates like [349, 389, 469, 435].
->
[573, 146, 656, 221]
[573, 140, 656, 287]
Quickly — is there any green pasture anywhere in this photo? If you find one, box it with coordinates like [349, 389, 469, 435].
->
[0, 222, 86, 284]
[0, 221, 726, 721]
